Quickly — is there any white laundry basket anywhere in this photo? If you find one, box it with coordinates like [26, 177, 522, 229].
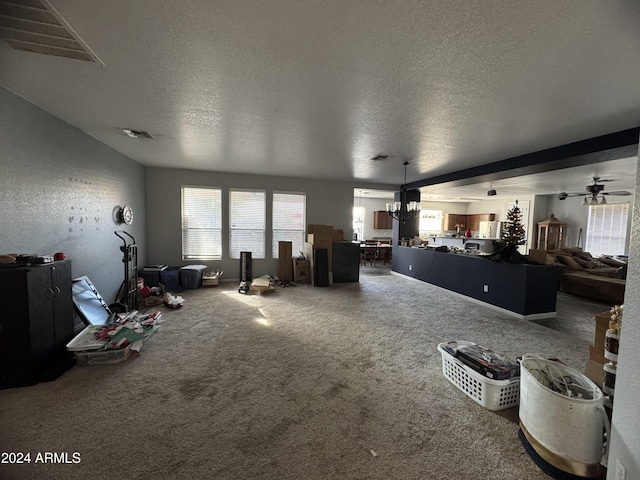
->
[518, 354, 610, 479]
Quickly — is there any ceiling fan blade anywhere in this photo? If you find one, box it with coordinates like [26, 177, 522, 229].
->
[566, 192, 587, 197]
[602, 191, 632, 196]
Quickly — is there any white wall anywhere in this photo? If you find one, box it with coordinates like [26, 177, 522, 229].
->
[607, 153, 640, 479]
[354, 196, 393, 241]
[145, 168, 392, 279]
[0, 87, 146, 303]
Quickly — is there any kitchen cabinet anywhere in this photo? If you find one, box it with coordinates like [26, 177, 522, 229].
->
[444, 213, 495, 231]
[466, 213, 496, 231]
[444, 214, 465, 230]
[373, 211, 393, 229]
[0, 261, 74, 388]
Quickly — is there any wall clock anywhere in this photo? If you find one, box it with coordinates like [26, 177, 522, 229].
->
[119, 205, 134, 225]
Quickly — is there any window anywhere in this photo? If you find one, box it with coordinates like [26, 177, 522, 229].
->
[230, 189, 266, 259]
[353, 206, 365, 242]
[181, 186, 222, 260]
[419, 209, 443, 236]
[585, 203, 629, 256]
[272, 192, 306, 258]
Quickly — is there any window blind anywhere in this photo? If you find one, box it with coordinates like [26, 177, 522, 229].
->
[585, 203, 629, 256]
[230, 189, 266, 259]
[181, 186, 222, 260]
[419, 209, 443, 235]
[272, 192, 306, 258]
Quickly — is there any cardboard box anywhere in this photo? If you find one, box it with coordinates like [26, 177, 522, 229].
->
[584, 358, 604, 387]
[593, 310, 610, 350]
[333, 229, 344, 242]
[307, 224, 333, 272]
[278, 241, 293, 282]
[202, 277, 219, 286]
[293, 258, 310, 284]
[251, 276, 275, 294]
[527, 249, 552, 265]
[589, 344, 606, 364]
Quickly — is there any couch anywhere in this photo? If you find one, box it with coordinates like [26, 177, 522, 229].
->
[528, 247, 626, 305]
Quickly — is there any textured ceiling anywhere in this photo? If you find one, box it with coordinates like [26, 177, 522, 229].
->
[1, 0, 639, 195]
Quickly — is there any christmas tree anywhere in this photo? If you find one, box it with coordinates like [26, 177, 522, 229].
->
[501, 200, 527, 247]
[491, 200, 527, 263]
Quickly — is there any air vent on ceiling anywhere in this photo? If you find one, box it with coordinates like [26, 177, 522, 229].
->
[122, 129, 154, 139]
[0, 0, 101, 63]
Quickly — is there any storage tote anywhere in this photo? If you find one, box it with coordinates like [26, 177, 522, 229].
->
[519, 354, 609, 478]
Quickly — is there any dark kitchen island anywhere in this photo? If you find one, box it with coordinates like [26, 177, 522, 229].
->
[392, 246, 560, 319]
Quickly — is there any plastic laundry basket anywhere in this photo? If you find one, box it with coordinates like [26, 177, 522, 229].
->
[519, 354, 610, 478]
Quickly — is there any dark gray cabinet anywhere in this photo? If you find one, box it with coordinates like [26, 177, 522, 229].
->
[0, 261, 74, 388]
[332, 242, 360, 282]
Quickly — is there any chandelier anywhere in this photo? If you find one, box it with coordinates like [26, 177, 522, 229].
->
[386, 161, 421, 223]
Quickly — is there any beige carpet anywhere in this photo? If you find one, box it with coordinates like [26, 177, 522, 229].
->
[0, 269, 591, 480]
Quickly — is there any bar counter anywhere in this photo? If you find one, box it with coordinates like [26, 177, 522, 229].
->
[392, 246, 560, 319]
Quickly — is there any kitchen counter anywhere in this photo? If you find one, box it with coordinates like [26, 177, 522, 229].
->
[431, 236, 500, 253]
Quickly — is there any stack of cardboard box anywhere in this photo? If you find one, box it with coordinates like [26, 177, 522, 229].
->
[583, 310, 610, 387]
[293, 257, 310, 284]
[277, 241, 293, 283]
[306, 224, 334, 285]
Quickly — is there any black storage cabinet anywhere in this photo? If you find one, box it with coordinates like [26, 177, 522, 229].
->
[332, 242, 360, 282]
[0, 261, 75, 388]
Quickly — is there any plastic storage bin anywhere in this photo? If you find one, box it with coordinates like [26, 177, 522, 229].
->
[160, 267, 182, 292]
[74, 344, 135, 366]
[437, 340, 520, 411]
[67, 325, 158, 367]
[179, 265, 207, 289]
[140, 269, 160, 287]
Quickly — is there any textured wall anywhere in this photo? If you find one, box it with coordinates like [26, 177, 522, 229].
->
[0, 87, 146, 303]
[607, 152, 640, 479]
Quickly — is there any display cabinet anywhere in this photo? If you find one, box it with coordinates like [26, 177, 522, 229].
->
[536, 214, 567, 250]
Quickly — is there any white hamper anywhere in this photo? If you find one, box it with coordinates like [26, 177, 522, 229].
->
[518, 354, 610, 479]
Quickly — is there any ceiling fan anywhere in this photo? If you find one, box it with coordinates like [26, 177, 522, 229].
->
[557, 177, 632, 204]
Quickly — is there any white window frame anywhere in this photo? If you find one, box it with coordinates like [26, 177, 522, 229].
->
[585, 203, 629, 256]
[419, 209, 443, 236]
[272, 191, 306, 259]
[229, 189, 266, 259]
[353, 206, 365, 242]
[181, 186, 222, 260]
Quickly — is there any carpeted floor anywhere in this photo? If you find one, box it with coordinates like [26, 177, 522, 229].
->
[0, 269, 594, 479]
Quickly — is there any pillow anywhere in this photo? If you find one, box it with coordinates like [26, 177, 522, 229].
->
[546, 253, 559, 264]
[572, 256, 597, 269]
[573, 251, 594, 261]
[599, 256, 627, 268]
[561, 247, 584, 255]
[556, 254, 583, 271]
[590, 259, 610, 269]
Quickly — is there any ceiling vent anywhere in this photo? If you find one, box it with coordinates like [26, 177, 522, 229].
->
[0, 0, 101, 63]
[122, 129, 153, 139]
